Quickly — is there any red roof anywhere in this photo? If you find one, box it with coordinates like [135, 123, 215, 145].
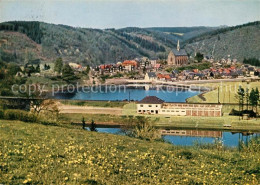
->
[157, 73, 171, 79]
[122, 60, 138, 67]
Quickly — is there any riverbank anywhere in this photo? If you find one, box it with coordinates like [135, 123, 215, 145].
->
[57, 101, 260, 131]
[60, 113, 260, 132]
[0, 120, 259, 184]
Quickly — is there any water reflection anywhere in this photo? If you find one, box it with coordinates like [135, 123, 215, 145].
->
[93, 127, 260, 147]
[53, 85, 201, 102]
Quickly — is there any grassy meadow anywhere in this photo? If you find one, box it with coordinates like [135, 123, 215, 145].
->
[187, 81, 260, 104]
[60, 112, 260, 131]
[0, 120, 259, 184]
[59, 100, 127, 108]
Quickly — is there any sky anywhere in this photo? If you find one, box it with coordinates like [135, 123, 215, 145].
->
[0, 0, 259, 29]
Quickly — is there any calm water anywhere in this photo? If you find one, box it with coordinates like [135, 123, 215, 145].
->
[54, 86, 201, 102]
[85, 127, 259, 147]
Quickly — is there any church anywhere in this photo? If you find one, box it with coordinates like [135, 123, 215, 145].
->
[167, 40, 188, 66]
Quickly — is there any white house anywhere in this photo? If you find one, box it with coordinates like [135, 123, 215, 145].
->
[137, 96, 164, 114]
[144, 72, 157, 81]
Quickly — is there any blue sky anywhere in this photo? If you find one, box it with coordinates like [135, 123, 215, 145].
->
[0, 0, 259, 28]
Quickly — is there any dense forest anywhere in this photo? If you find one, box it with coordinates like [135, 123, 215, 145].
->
[0, 60, 24, 96]
[0, 21, 43, 44]
[185, 21, 260, 44]
[113, 30, 166, 52]
[0, 21, 259, 65]
[185, 21, 260, 61]
[243, 58, 260, 67]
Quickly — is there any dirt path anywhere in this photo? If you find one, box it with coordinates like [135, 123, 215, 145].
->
[59, 105, 123, 115]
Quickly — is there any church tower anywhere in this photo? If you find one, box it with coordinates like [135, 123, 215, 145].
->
[167, 39, 188, 66]
[177, 40, 180, 51]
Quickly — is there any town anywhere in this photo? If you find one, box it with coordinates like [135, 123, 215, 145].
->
[20, 40, 259, 86]
[0, 1, 260, 183]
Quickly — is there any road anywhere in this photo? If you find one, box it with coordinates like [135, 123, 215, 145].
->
[59, 105, 123, 115]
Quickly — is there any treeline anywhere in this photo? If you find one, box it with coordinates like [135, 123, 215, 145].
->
[0, 61, 25, 96]
[114, 31, 166, 52]
[111, 33, 150, 57]
[146, 26, 211, 34]
[235, 86, 260, 118]
[178, 62, 211, 71]
[243, 58, 260, 67]
[185, 21, 260, 44]
[0, 21, 43, 44]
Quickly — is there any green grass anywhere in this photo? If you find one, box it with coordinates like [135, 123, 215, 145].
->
[0, 120, 259, 184]
[60, 112, 260, 131]
[60, 113, 129, 124]
[59, 100, 127, 108]
[187, 81, 260, 104]
[26, 76, 67, 90]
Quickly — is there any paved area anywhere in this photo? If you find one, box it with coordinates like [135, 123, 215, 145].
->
[59, 105, 123, 115]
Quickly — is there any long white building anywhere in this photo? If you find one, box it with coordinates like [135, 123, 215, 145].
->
[137, 96, 222, 117]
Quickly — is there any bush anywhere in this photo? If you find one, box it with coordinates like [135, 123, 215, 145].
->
[0, 109, 4, 119]
[229, 109, 256, 117]
[4, 109, 37, 122]
[177, 150, 193, 159]
[121, 116, 161, 141]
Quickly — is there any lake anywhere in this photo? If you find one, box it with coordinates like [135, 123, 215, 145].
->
[54, 85, 201, 102]
[88, 127, 260, 148]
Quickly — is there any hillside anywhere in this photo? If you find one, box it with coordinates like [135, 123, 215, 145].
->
[146, 26, 220, 41]
[0, 21, 215, 66]
[184, 21, 260, 61]
[0, 120, 259, 184]
[0, 21, 259, 65]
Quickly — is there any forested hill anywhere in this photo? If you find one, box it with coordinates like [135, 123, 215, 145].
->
[184, 21, 260, 61]
[0, 21, 216, 66]
[0, 21, 259, 65]
[146, 26, 220, 41]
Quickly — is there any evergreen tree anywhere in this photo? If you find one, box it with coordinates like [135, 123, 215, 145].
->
[195, 52, 204, 63]
[245, 88, 249, 111]
[236, 86, 245, 117]
[35, 64, 40, 73]
[249, 89, 256, 111]
[82, 117, 86, 130]
[54, 58, 63, 74]
[256, 88, 259, 117]
[85, 65, 90, 75]
[90, 120, 97, 132]
[61, 64, 75, 82]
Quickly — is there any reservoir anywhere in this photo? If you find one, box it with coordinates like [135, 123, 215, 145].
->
[54, 85, 201, 102]
[90, 127, 260, 148]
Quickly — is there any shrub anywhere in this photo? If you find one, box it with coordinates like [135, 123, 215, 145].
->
[122, 116, 161, 141]
[4, 109, 38, 122]
[229, 109, 256, 117]
[177, 150, 193, 159]
[0, 109, 4, 119]
[241, 137, 260, 153]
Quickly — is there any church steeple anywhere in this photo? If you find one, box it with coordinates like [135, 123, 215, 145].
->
[177, 40, 180, 51]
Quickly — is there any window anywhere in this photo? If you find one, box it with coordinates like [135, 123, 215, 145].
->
[138, 110, 141, 112]
[151, 110, 154, 113]
[149, 105, 152, 107]
[156, 105, 158, 107]
[162, 110, 165, 112]
[140, 105, 143, 107]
